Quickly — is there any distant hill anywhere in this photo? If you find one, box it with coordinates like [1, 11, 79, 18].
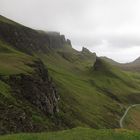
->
[100, 56, 120, 65]
[102, 56, 140, 72]
[133, 57, 140, 64]
[123, 57, 140, 71]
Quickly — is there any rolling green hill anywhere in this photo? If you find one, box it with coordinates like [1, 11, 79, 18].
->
[0, 15, 140, 137]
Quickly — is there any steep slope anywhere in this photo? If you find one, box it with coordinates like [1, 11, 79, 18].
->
[0, 64, 61, 134]
[0, 19, 61, 133]
[41, 52, 140, 128]
[0, 15, 140, 134]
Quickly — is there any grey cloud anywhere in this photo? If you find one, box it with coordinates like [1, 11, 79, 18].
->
[107, 36, 140, 48]
[0, 0, 140, 62]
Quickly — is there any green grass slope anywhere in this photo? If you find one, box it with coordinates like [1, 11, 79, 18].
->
[0, 15, 140, 133]
[37, 47, 140, 129]
[0, 127, 140, 140]
[0, 40, 34, 75]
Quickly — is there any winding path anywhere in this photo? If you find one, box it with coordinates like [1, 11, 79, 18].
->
[119, 104, 140, 128]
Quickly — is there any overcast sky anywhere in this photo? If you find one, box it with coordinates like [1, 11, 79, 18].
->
[0, 0, 140, 63]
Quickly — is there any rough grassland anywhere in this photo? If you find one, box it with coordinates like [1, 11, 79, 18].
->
[123, 105, 140, 130]
[37, 47, 140, 128]
[0, 40, 34, 75]
[0, 127, 140, 140]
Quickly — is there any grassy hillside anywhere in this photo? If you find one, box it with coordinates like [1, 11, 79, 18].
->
[38, 47, 140, 128]
[0, 127, 139, 140]
[0, 15, 140, 135]
[0, 40, 34, 75]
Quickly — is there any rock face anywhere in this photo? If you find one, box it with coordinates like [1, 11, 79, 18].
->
[0, 100, 34, 134]
[9, 60, 59, 115]
[0, 59, 60, 134]
[81, 47, 91, 54]
[67, 39, 72, 46]
[47, 32, 71, 49]
[0, 20, 72, 54]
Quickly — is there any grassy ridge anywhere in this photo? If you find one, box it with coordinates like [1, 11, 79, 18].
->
[0, 127, 139, 140]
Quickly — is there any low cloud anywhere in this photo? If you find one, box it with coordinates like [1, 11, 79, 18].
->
[0, 0, 140, 62]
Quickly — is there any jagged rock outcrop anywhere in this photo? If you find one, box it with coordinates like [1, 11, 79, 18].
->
[47, 32, 71, 49]
[8, 60, 59, 115]
[0, 59, 60, 134]
[81, 47, 91, 54]
[0, 98, 34, 134]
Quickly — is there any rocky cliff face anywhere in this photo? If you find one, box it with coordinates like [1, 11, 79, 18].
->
[0, 22, 49, 54]
[8, 59, 59, 115]
[47, 32, 72, 49]
[0, 20, 71, 54]
[0, 59, 60, 134]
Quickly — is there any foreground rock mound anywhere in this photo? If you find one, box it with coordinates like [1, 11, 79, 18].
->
[0, 60, 59, 134]
[9, 60, 59, 115]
